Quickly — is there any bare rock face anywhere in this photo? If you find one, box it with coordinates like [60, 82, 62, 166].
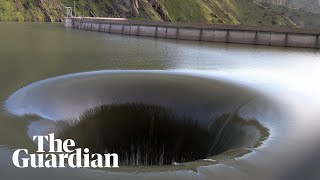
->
[147, 0, 172, 21]
[112, 0, 171, 21]
[113, 0, 139, 17]
[131, 0, 140, 16]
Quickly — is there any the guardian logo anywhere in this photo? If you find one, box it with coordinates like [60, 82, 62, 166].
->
[12, 133, 119, 168]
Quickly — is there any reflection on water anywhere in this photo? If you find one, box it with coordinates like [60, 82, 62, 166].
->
[0, 23, 320, 180]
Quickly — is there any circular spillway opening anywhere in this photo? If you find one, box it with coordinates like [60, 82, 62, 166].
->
[6, 71, 270, 168]
[58, 103, 268, 166]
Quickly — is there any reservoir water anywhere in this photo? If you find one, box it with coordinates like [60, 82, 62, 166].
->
[1, 23, 320, 180]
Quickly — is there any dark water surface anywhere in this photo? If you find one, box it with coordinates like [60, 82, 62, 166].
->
[1, 23, 320, 180]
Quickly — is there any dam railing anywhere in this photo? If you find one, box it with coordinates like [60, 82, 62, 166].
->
[64, 17, 320, 49]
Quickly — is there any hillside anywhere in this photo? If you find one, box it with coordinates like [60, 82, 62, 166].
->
[286, 0, 320, 13]
[0, 0, 320, 28]
[259, 0, 320, 13]
[259, 1, 320, 28]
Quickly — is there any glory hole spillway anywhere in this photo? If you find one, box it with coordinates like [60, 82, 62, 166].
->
[5, 71, 272, 170]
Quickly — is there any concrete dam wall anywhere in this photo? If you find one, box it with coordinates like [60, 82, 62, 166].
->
[64, 17, 320, 49]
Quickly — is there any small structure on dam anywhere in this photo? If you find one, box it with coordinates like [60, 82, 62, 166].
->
[64, 17, 320, 49]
